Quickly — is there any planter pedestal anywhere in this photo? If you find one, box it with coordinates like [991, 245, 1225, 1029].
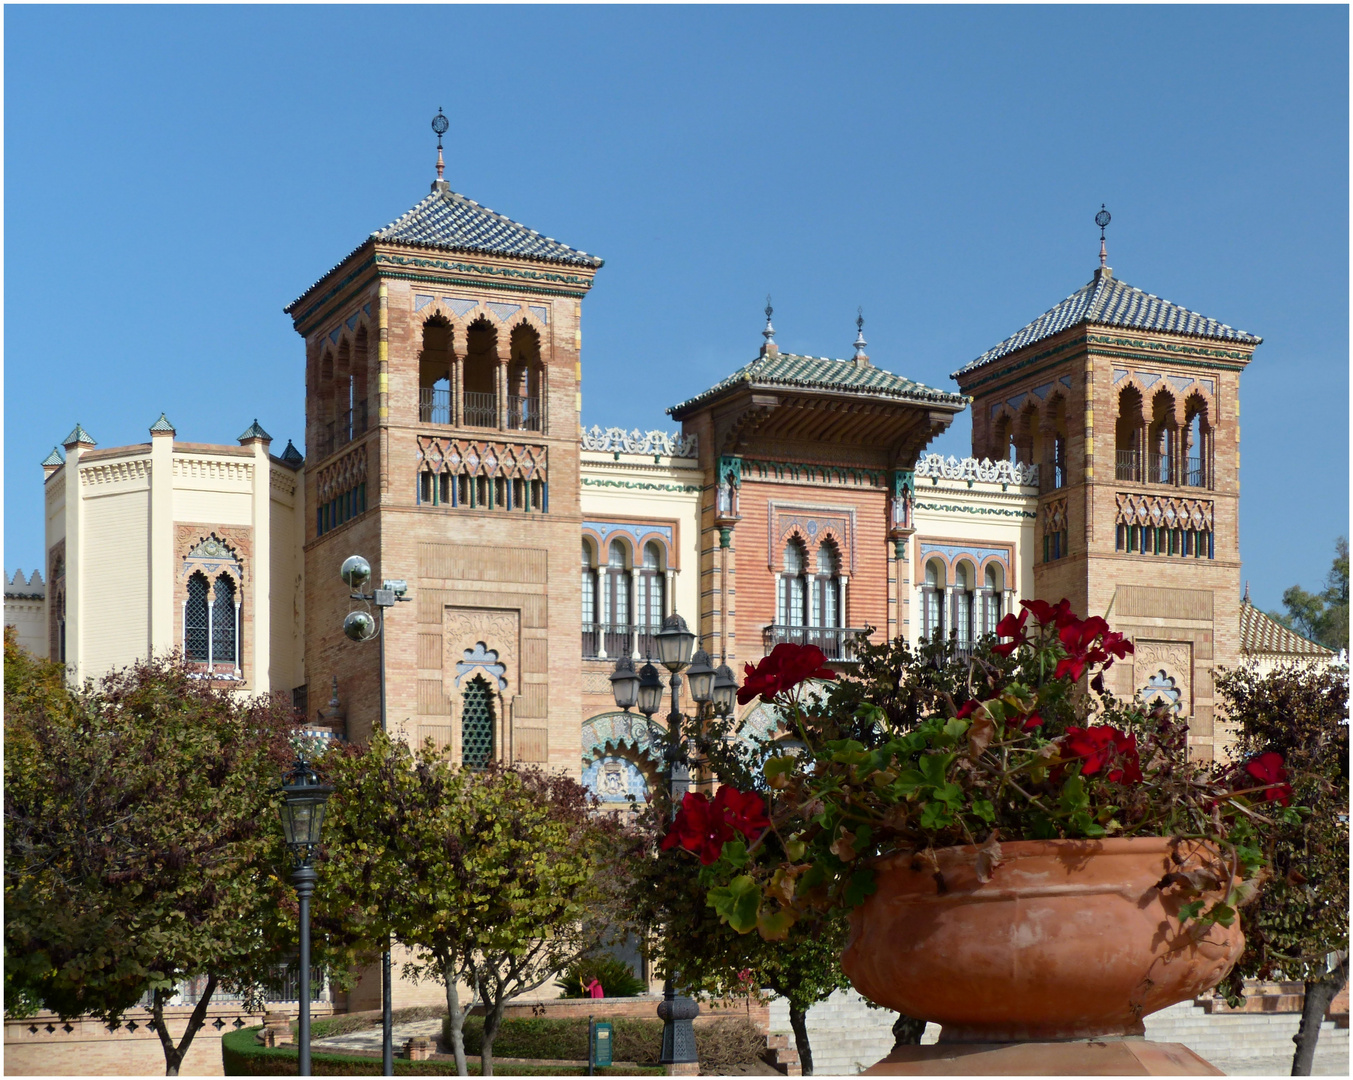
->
[863, 1038, 1222, 1075]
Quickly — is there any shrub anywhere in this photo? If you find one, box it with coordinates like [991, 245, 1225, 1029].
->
[556, 955, 647, 998]
[221, 1027, 661, 1076]
[441, 1015, 764, 1067]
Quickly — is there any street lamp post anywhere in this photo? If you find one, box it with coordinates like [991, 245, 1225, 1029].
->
[279, 758, 333, 1077]
[340, 555, 411, 1078]
[610, 614, 738, 1073]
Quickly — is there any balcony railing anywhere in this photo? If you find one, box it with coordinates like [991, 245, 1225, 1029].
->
[1148, 453, 1173, 485]
[1116, 450, 1141, 482]
[317, 400, 369, 460]
[762, 625, 867, 662]
[583, 623, 662, 661]
[464, 392, 497, 428]
[1185, 456, 1206, 487]
[508, 394, 541, 432]
[420, 387, 452, 425]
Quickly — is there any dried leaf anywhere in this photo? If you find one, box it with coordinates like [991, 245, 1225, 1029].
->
[975, 832, 1003, 884]
[967, 708, 996, 761]
[830, 829, 858, 862]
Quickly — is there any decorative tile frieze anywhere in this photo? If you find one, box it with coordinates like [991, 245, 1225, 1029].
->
[316, 444, 367, 502]
[914, 453, 1039, 487]
[580, 426, 697, 457]
[1114, 492, 1213, 532]
[416, 436, 547, 481]
[1042, 497, 1068, 536]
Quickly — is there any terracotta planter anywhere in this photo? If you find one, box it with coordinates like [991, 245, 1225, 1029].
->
[840, 837, 1244, 1043]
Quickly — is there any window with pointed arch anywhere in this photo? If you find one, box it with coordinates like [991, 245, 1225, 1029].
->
[461, 675, 496, 768]
[981, 564, 1005, 636]
[921, 559, 946, 643]
[581, 540, 599, 658]
[636, 542, 665, 657]
[953, 562, 976, 649]
[778, 538, 809, 630]
[184, 570, 239, 673]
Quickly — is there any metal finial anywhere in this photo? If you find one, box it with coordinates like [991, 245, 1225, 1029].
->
[853, 307, 868, 360]
[432, 108, 449, 181]
[762, 295, 776, 344]
[1096, 204, 1111, 268]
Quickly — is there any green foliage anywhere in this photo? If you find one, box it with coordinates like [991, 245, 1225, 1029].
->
[221, 1026, 660, 1075]
[1270, 536, 1349, 652]
[316, 733, 630, 1075]
[441, 1015, 765, 1068]
[1216, 663, 1349, 989]
[4, 640, 298, 1073]
[554, 955, 646, 998]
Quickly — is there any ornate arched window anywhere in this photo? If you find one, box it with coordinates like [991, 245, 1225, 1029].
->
[811, 542, 843, 658]
[603, 540, 632, 659]
[185, 571, 210, 662]
[636, 542, 665, 657]
[212, 573, 237, 666]
[981, 564, 1004, 636]
[922, 559, 946, 643]
[1116, 385, 1145, 482]
[953, 562, 975, 649]
[778, 539, 808, 632]
[582, 541, 599, 658]
[461, 675, 496, 768]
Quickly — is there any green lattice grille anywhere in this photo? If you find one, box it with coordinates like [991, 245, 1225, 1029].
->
[462, 677, 495, 768]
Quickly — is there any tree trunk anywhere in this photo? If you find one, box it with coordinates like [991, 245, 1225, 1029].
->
[789, 1004, 813, 1076]
[150, 974, 216, 1077]
[892, 1013, 927, 1048]
[481, 994, 508, 1077]
[444, 963, 471, 1078]
[1292, 955, 1348, 1076]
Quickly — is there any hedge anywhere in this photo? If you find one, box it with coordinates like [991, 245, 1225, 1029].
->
[444, 1015, 767, 1069]
[221, 1027, 663, 1076]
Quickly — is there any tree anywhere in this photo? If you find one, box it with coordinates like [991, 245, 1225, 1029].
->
[1270, 537, 1349, 653]
[3, 638, 297, 1075]
[318, 733, 623, 1077]
[1215, 662, 1349, 1076]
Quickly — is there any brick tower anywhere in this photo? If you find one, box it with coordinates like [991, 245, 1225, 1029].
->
[285, 126, 601, 774]
[953, 230, 1261, 760]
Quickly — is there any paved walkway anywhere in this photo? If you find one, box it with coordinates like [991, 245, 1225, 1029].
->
[312, 1017, 445, 1056]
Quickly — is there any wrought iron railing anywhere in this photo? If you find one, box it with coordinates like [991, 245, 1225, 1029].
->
[1148, 453, 1173, 484]
[508, 395, 541, 432]
[137, 965, 328, 1006]
[582, 623, 661, 660]
[1116, 450, 1141, 482]
[1184, 455, 1206, 488]
[464, 392, 497, 428]
[762, 625, 866, 662]
[420, 387, 452, 425]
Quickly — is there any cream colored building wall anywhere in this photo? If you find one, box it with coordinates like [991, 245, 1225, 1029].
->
[906, 463, 1038, 648]
[5, 596, 48, 658]
[579, 446, 703, 625]
[269, 463, 306, 698]
[80, 456, 153, 677]
[41, 427, 305, 696]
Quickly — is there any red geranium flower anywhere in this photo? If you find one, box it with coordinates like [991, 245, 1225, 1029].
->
[1245, 751, 1293, 806]
[1057, 725, 1142, 785]
[955, 699, 980, 720]
[1023, 598, 1076, 629]
[660, 787, 771, 864]
[992, 609, 1029, 656]
[737, 642, 837, 705]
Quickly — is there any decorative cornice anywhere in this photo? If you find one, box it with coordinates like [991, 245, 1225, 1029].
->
[916, 501, 1036, 520]
[742, 458, 887, 488]
[915, 453, 1038, 487]
[376, 251, 595, 289]
[581, 426, 697, 457]
[582, 478, 702, 493]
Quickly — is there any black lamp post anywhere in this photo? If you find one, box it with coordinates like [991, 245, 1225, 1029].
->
[341, 554, 411, 1077]
[611, 613, 737, 1071]
[280, 759, 332, 1077]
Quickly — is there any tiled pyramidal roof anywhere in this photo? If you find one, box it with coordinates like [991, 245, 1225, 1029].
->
[956, 269, 1262, 377]
[669, 351, 966, 415]
[1240, 601, 1334, 657]
[371, 183, 603, 269]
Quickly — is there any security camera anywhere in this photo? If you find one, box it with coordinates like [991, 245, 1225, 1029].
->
[343, 610, 377, 642]
[340, 555, 372, 589]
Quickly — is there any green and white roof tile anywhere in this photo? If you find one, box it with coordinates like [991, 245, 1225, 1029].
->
[669, 352, 966, 416]
[956, 269, 1262, 378]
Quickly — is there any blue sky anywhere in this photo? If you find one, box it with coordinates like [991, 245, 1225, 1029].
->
[5, 5, 1348, 611]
